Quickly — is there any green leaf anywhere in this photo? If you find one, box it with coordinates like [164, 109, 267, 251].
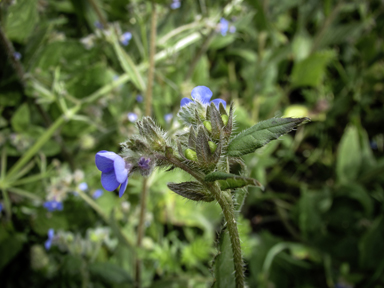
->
[89, 262, 133, 284]
[212, 230, 235, 288]
[336, 125, 361, 184]
[205, 171, 263, 190]
[4, 0, 39, 43]
[111, 34, 146, 92]
[11, 103, 30, 132]
[227, 117, 310, 157]
[167, 181, 214, 202]
[0, 233, 26, 271]
[291, 50, 335, 87]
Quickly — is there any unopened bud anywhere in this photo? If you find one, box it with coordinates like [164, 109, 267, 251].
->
[208, 141, 217, 153]
[203, 121, 212, 132]
[185, 149, 197, 161]
[221, 115, 229, 126]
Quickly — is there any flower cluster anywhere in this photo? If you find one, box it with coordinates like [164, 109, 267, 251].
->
[43, 200, 63, 212]
[181, 86, 226, 109]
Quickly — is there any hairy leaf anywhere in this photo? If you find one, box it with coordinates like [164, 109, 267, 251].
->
[227, 117, 310, 157]
[167, 182, 214, 202]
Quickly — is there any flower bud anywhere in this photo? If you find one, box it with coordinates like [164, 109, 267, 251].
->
[221, 115, 229, 126]
[185, 148, 197, 161]
[208, 141, 217, 153]
[203, 121, 212, 133]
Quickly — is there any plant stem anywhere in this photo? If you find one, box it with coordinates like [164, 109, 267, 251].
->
[136, 3, 157, 287]
[206, 182, 245, 288]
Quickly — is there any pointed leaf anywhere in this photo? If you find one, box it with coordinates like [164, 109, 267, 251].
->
[227, 117, 310, 157]
[167, 182, 214, 202]
[212, 230, 235, 288]
[205, 171, 263, 190]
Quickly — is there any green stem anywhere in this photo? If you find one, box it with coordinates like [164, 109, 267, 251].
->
[206, 183, 245, 288]
[136, 4, 157, 287]
[5, 105, 81, 180]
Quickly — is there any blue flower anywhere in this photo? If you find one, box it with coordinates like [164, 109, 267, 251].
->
[136, 94, 143, 103]
[45, 229, 55, 250]
[127, 112, 138, 122]
[94, 21, 103, 29]
[120, 32, 132, 46]
[43, 200, 63, 212]
[0, 203, 3, 213]
[170, 0, 181, 9]
[95, 151, 132, 197]
[164, 113, 173, 123]
[78, 182, 88, 191]
[138, 157, 151, 170]
[218, 18, 236, 36]
[180, 86, 226, 109]
[13, 52, 22, 60]
[93, 189, 104, 199]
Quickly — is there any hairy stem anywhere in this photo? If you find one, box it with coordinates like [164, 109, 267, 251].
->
[207, 183, 245, 288]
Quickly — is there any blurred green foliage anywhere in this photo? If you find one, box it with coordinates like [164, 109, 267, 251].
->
[0, 0, 384, 287]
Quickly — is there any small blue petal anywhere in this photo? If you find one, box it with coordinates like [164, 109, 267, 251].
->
[191, 86, 213, 104]
[210, 99, 227, 109]
[0, 203, 3, 213]
[119, 177, 129, 197]
[220, 18, 229, 36]
[180, 98, 193, 107]
[120, 32, 132, 46]
[93, 189, 104, 199]
[95, 151, 118, 172]
[43, 200, 63, 212]
[78, 182, 88, 191]
[101, 170, 120, 191]
[127, 112, 138, 122]
[48, 229, 55, 239]
[136, 95, 143, 102]
[45, 239, 52, 250]
[170, 0, 181, 9]
[114, 156, 129, 183]
[164, 113, 173, 123]
[13, 52, 22, 60]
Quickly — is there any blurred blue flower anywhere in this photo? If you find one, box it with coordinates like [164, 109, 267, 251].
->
[13, 52, 21, 60]
[138, 157, 151, 170]
[180, 86, 226, 109]
[170, 0, 181, 9]
[127, 112, 138, 122]
[93, 189, 104, 199]
[370, 141, 377, 150]
[78, 182, 88, 191]
[94, 21, 103, 29]
[219, 18, 236, 36]
[136, 94, 143, 103]
[120, 32, 132, 46]
[45, 229, 55, 250]
[95, 151, 132, 197]
[43, 200, 63, 212]
[0, 203, 3, 213]
[164, 113, 173, 123]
